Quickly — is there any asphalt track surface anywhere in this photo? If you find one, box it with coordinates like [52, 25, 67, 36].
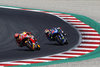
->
[0, 0, 99, 67]
[0, 8, 79, 62]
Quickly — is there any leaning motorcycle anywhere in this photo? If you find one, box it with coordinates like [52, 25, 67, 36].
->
[49, 30, 68, 45]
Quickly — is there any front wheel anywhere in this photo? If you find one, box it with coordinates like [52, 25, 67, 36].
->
[64, 39, 68, 44]
[56, 34, 64, 45]
[25, 40, 35, 51]
[36, 45, 40, 50]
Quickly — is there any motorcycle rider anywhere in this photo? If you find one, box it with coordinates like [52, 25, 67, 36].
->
[14, 32, 37, 47]
[45, 27, 65, 41]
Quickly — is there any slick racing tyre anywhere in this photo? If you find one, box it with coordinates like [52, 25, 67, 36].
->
[56, 34, 64, 45]
[25, 39, 35, 51]
[64, 39, 68, 44]
[36, 45, 40, 50]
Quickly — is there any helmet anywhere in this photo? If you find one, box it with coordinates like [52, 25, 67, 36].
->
[57, 27, 61, 29]
[14, 33, 19, 38]
[45, 29, 49, 33]
[22, 32, 26, 34]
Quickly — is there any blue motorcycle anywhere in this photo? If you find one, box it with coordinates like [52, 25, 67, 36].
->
[47, 29, 68, 45]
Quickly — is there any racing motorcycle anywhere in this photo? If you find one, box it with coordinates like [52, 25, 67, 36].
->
[15, 32, 40, 51]
[48, 29, 68, 45]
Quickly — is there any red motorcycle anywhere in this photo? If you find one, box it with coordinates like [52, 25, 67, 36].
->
[15, 32, 40, 51]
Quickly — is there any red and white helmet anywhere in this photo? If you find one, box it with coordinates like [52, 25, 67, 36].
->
[14, 33, 19, 38]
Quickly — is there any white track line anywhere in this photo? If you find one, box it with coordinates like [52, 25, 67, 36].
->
[0, 6, 20, 9]
[55, 15, 71, 16]
[80, 44, 100, 46]
[82, 40, 100, 42]
[67, 22, 85, 24]
[82, 36, 100, 38]
[54, 54, 80, 57]
[18, 59, 50, 62]
[60, 17, 76, 18]
[0, 62, 30, 65]
[64, 51, 89, 53]
[41, 56, 67, 59]
[46, 13, 67, 15]
[73, 25, 90, 27]
[77, 28, 95, 30]
[28, 10, 42, 12]
[74, 48, 95, 50]
[81, 32, 98, 34]
[64, 20, 80, 21]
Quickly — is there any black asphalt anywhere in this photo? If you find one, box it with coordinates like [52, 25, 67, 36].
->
[0, 8, 79, 62]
